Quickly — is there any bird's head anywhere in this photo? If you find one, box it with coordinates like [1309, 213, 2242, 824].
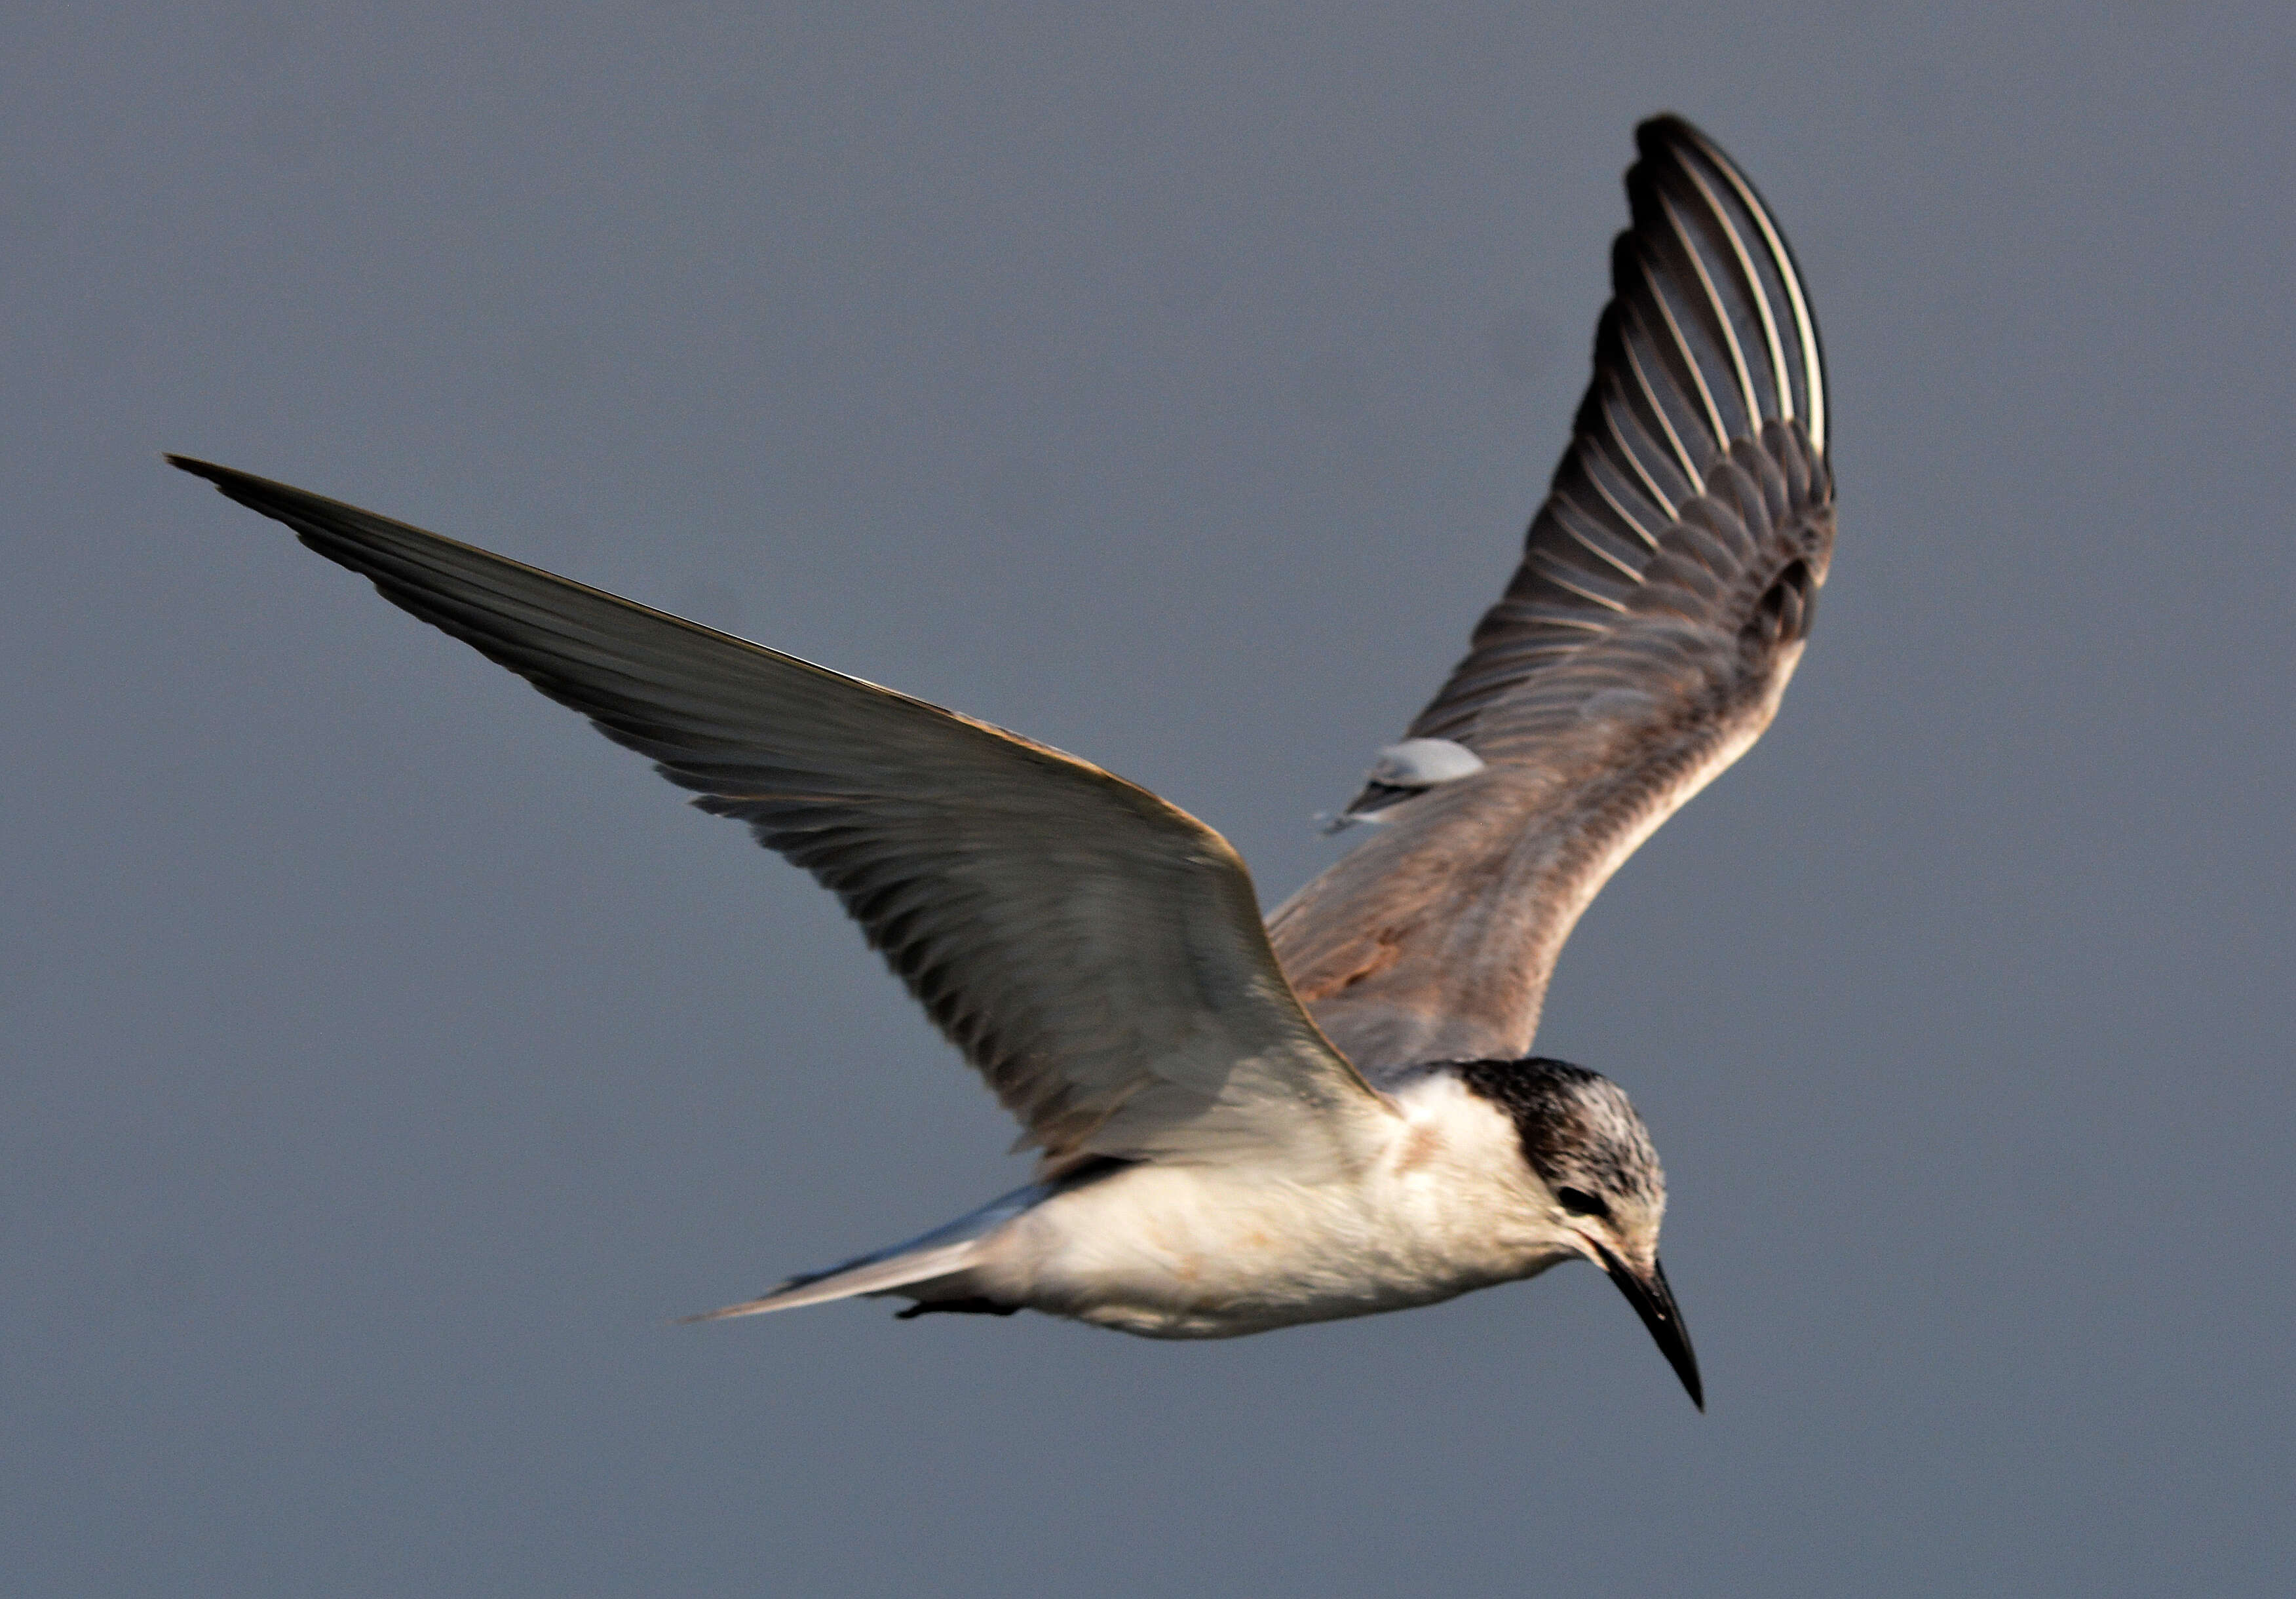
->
[1458, 1056, 1702, 1410]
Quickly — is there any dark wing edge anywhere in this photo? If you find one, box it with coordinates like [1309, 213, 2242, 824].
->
[1346, 113, 1830, 792]
[1273, 117, 1836, 1071]
[171, 456, 1391, 1173]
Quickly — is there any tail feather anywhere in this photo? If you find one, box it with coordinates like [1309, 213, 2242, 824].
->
[677, 1238, 985, 1323]
[677, 1174, 1079, 1326]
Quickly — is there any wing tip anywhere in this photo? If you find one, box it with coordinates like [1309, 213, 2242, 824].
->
[1633, 111, 1705, 156]
[165, 452, 231, 486]
[1628, 112, 1739, 188]
[165, 453, 314, 520]
[1622, 114, 1828, 459]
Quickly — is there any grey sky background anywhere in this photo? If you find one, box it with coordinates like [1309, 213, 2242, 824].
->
[9, 4, 2292, 1594]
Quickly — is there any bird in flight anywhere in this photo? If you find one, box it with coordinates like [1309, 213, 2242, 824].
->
[172, 115, 1829, 1410]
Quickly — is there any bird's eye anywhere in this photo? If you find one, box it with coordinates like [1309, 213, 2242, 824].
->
[1555, 1187, 1610, 1219]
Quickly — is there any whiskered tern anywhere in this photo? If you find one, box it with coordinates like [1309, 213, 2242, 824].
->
[172, 115, 1831, 1409]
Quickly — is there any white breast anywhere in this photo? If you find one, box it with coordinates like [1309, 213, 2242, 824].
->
[970, 1073, 1580, 1338]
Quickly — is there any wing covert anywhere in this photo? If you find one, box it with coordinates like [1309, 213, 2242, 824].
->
[172, 457, 1391, 1175]
[1271, 117, 1835, 1074]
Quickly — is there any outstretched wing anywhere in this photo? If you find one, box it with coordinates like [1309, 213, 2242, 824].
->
[172, 457, 1393, 1176]
[1269, 115, 1835, 1073]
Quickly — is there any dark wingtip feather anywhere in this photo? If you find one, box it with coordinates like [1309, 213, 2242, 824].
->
[1373, 117, 1831, 760]
[166, 453, 266, 490]
[166, 452, 232, 485]
[1634, 112, 1699, 153]
[1634, 112, 1704, 153]
[1628, 117, 1827, 455]
[168, 454, 318, 520]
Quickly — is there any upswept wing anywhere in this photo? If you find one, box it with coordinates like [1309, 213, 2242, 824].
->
[171, 458, 1392, 1176]
[1269, 116, 1835, 1074]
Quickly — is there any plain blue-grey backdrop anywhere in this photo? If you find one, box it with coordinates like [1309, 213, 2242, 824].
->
[9, 4, 2291, 1594]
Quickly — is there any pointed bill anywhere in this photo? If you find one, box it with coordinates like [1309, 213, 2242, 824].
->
[1592, 1240, 1704, 1410]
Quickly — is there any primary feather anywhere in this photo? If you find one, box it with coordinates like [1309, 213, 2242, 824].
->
[1269, 116, 1835, 1075]
[166, 455, 1393, 1179]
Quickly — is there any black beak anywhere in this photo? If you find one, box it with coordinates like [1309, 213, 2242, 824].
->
[1591, 1242, 1703, 1411]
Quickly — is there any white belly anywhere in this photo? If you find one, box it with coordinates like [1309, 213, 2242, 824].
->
[968, 1076, 1576, 1338]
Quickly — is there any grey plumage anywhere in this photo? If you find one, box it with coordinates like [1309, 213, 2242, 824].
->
[166, 453, 1392, 1180]
[1269, 115, 1833, 1077]
[167, 115, 1827, 1408]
